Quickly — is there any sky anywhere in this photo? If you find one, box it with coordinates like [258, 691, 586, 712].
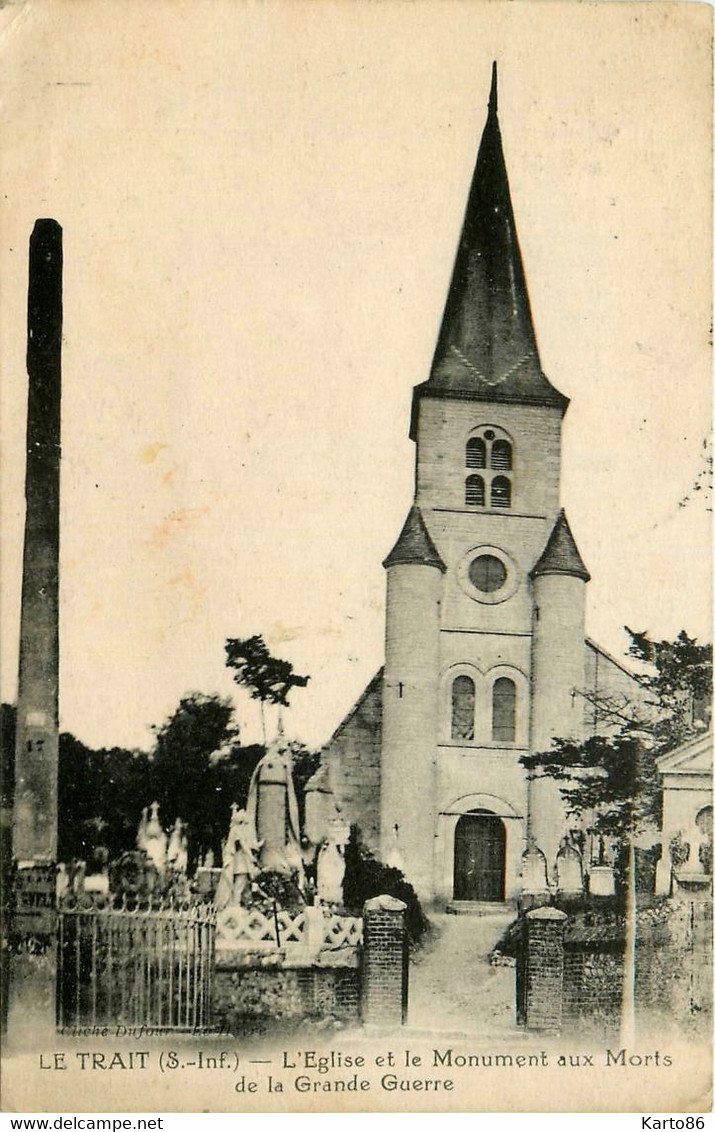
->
[1, 0, 711, 754]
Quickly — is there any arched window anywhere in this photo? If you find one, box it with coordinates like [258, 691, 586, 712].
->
[491, 439, 512, 470]
[451, 675, 475, 741]
[466, 437, 486, 468]
[465, 475, 485, 507]
[491, 476, 511, 508]
[463, 428, 514, 509]
[492, 677, 516, 742]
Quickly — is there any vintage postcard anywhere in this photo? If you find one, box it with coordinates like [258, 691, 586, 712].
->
[0, 0, 712, 1116]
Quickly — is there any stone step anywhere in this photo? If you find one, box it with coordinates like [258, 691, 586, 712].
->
[445, 900, 514, 916]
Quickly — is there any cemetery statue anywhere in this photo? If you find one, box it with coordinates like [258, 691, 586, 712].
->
[56, 862, 69, 902]
[136, 806, 149, 853]
[285, 835, 306, 892]
[110, 850, 159, 900]
[245, 735, 301, 875]
[167, 817, 189, 875]
[385, 823, 405, 873]
[316, 818, 349, 905]
[204, 848, 215, 869]
[71, 860, 87, 896]
[520, 835, 549, 895]
[144, 801, 168, 875]
[215, 806, 261, 910]
[300, 833, 317, 880]
[556, 832, 584, 895]
[678, 820, 708, 875]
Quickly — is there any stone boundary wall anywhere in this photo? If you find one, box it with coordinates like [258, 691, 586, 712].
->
[213, 962, 361, 1028]
[563, 944, 623, 1033]
[517, 898, 712, 1035]
[635, 898, 712, 1035]
[213, 895, 408, 1032]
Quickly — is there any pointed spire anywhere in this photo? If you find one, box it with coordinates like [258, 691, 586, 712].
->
[383, 505, 446, 572]
[489, 60, 498, 115]
[531, 510, 590, 583]
[411, 65, 568, 434]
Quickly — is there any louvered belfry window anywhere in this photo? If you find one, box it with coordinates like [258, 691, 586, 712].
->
[451, 675, 475, 741]
[464, 428, 513, 509]
[466, 437, 487, 468]
[492, 677, 516, 743]
[465, 475, 485, 507]
[491, 439, 512, 470]
[491, 475, 511, 508]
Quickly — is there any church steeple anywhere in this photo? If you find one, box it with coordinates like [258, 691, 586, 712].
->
[411, 63, 568, 437]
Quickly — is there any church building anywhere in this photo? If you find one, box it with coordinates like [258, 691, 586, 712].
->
[308, 65, 638, 906]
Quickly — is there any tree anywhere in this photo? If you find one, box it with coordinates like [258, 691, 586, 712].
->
[521, 627, 712, 1042]
[522, 629, 712, 851]
[149, 692, 242, 868]
[522, 732, 660, 852]
[148, 692, 319, 866]
[151, 692, 238, 778]
[624, 628, 712, 747]
[2, 693, 301, 870]
[58, 731, 151, 864]
[225, 635, 309, 742]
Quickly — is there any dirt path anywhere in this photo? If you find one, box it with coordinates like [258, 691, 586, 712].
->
[407, 911, 517, 1035]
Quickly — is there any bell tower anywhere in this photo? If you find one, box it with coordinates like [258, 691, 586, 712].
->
[380, 65, 589, 901]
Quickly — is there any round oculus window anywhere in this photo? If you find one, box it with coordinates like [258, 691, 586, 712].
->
[468, 554, 507, 593]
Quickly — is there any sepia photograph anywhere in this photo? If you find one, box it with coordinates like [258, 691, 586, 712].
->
[0, 0, 712, 1116]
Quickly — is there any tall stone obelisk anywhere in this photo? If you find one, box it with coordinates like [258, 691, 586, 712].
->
[9, 219, 63, 1042]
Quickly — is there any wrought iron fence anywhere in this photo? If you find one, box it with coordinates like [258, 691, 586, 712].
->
[57, 894, 215, 1031]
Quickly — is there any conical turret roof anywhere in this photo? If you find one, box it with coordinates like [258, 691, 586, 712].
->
[531, 509, 590, 582]
[411, 63, 568, 437]
[383, 505, 446, 572]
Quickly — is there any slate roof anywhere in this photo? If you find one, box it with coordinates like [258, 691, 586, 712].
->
[531, 509, 591, 583]
[382, 505, 446, 572]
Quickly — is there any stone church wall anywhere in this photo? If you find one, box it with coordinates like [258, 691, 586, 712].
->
[584, 640, 643, 733]
[324, 670, 382, 850]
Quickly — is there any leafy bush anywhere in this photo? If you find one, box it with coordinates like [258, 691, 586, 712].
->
[251, 870, 305, 913]
[342, 826, 430, 947]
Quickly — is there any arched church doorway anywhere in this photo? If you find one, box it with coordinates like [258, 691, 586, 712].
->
[453, 810, 506, 901]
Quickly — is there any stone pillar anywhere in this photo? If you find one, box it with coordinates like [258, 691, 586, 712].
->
[523, 907, 567, 1032]
[304, 904, 325, 958]
[381, 560, 442, 899]
[9, 220, 63, 1046]
[361, 895, 408, 1026]
[13, 219, 62, 862]
[529, 572, 587, 882]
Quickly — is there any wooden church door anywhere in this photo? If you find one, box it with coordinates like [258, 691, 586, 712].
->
[453, 811, 506, 901]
